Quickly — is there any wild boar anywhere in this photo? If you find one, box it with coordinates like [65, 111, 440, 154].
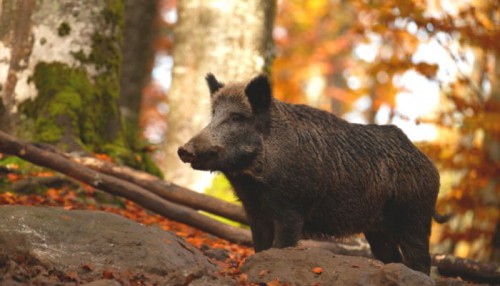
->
[178, 74, 444, 275]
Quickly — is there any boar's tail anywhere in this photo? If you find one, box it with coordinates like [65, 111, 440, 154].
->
[433, 210, 452, 224]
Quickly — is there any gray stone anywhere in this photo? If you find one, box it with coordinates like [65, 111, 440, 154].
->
[81, 279, 122, 286]
[241, 247, 435, 286]
[0, 205, 217, 283]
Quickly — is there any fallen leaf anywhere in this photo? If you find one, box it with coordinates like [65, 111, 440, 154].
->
[312, 267, 323, 274]
[66, 271, 80, 282]
[102, 270, 115, 279]
[7, 173, 21, 182]
[82, 264, 94, 272]
[267, 278, 281, 286]
[259, 269, 270, 277]
[238, 273, 248, 283]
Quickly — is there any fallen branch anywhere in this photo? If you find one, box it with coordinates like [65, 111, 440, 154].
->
[433, 254, 500, 284]
[9, 176, 78, 194]
[72, 156, 248, 225]
[0, 131, 252, 245]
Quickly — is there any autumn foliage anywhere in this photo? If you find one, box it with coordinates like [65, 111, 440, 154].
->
[138, 0, 500, 262]
[273, 0, 499, 261]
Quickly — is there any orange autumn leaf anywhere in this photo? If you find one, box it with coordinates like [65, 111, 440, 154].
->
[46, 188, 60, 199]
[102, 270, 116, 279]
[238, 273, 248, 283]
[266, 278, 281, 286]
[259, 269, 270, 277]
[7, 173, 21, 182]
[94, 153, 114, 162]
[34, 171, 55, 177]
[82, 263, 94, 272]
[312, 267, 323, 274]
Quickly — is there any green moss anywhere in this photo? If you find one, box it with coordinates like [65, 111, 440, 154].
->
[18, 0, 161, 176]
[0, 156, 50, 183]
[69, 1, 124, 147]
[0, 156, 28, 170]
[102, 0, 124, 27]
[20, 62, 91, 145]
[34, 117, 63, 143]
[141, 154, 163, 178]
[70, 50, 87, 62]
[57, 22, 71, 36]
[87, 0, 124, 76]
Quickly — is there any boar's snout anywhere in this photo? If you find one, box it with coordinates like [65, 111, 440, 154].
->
[177, 144, 196, 163]
[177, 138, 224, 170]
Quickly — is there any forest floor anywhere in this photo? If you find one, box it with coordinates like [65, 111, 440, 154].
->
[0, 157, 495, 285]
[0, 163, 256, 285]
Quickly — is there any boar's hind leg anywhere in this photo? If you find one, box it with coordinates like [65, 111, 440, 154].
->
[364, 231, 402, 264]
[396, 212, 432, 275]
[399, 228, 432, 275]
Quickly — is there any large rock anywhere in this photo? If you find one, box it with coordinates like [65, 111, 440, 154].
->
[0, 205, 218, 284]
[241, 247, 435, 286]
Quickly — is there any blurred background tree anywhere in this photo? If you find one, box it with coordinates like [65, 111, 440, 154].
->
[143, 0, 499, 262]
[160, 0, 276, 190]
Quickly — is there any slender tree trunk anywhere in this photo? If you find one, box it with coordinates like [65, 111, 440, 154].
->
[163, 0, 276, 189]
[119, 0, 157, 128]
[0, 0, 36, 133]
[0, 0, 126, 152]
[486, 50, 500, 263]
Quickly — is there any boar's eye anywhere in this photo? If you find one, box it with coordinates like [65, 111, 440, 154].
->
[229, 113, 246, 122]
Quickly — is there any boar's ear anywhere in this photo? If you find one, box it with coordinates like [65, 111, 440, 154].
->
[205, 73, 224, 96]
[245, 74, 272, 113]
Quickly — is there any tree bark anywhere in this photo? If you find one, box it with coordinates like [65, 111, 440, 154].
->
[163, 0, 276, 189]
[119, 0, 157, 128]
[433, 254, 500, 284]
[0, 0, 36, 133]
[0, 0, 126, 152]
[485, 40, 500, 264]
[0, 130, 252, 245]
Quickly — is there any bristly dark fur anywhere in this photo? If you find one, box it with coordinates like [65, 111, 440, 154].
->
[178, 74, 444, 276]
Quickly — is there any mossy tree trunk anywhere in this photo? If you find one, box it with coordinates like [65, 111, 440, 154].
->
[0, 0, 123, 149]
[0, 0, 159, 174]
[163, 0, 276, 189]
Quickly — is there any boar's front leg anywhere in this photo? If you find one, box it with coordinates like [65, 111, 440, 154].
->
[272, 210, 304, 248]
[245, 207, 274, 252]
